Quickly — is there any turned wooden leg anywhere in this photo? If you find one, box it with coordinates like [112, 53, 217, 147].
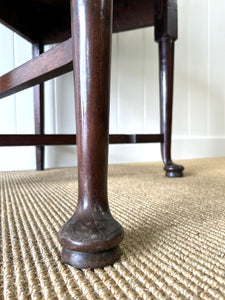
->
[158, 37, 184, 177]
[58, 0, 124, 269]
[155, 0, 184, 177]
[32, 43, 45, 171]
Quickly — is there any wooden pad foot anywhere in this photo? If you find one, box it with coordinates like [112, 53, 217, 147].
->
[61, 246, 121, 269]
[164, 162, 184, 178]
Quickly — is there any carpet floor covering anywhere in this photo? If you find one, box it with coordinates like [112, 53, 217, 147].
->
[1, 158, 225, 299]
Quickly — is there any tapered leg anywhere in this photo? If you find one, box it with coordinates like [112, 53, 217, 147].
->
[58, 0, 124, 269]
[32, 43, 45, 171]
[158, 37, 184, 177]
[155, 0, 184, 177]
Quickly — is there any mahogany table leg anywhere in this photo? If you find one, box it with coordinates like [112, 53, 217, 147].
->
[58, 0, 124, 269]
[158, 37, 184, 177]
[32, 43, 45, 171]
[155, 0, 184, 177]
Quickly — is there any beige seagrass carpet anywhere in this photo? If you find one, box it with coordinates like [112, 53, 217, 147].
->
[1, 158, 225, 299]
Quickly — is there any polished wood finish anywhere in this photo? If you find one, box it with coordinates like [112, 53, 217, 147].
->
[0, 0, 184, 268]
[0, 0, 71, 44]
[58, 0, 124, 269]
[154, 0, 178, 42]
[113, 0, 154, 33]
[0, 38, 73, 99]
[158, 37, 183, 177]
[33, 43, 45, 171]
[0, 135, 76, 146]
[0, 134, 163, 146]
[0, 0, 154, 44]
[62, 246, 121, 269]
[155, 0, 184, 177]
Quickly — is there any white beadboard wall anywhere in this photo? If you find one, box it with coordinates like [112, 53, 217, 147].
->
[0, 0, 225, 171]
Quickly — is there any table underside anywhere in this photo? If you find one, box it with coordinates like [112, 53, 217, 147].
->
[0, 0, 154, 44]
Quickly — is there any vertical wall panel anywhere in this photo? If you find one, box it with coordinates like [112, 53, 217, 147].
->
[144, 27, 160, 134]
[173, 0, 190, 136]
[0, 25, 16, 134]
[117, 29, 145, 133]
[189, 0, 208, 136]
[44, 79, 56, 134]
[44, 77, 60, 169]
[110, 34, 119, 133]
[47, 73, 77, 169]
[54, 72, 75, 134]
[43, 44, 58, 169]
[208, 0, 225, 136]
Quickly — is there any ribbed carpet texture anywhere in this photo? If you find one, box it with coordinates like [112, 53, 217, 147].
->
[1, 158, 225, 299]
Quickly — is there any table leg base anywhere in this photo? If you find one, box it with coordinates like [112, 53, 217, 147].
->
[61, 246, 121, 269]
[164, 163, 184, 178]
[166, 170, 183, 178]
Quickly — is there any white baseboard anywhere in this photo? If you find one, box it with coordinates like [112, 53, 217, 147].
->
[109, 137, 225, 164]
[172, 137, 225, 160]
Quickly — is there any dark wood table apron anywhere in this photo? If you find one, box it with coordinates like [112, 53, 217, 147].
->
[0, 0, 184, 268]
